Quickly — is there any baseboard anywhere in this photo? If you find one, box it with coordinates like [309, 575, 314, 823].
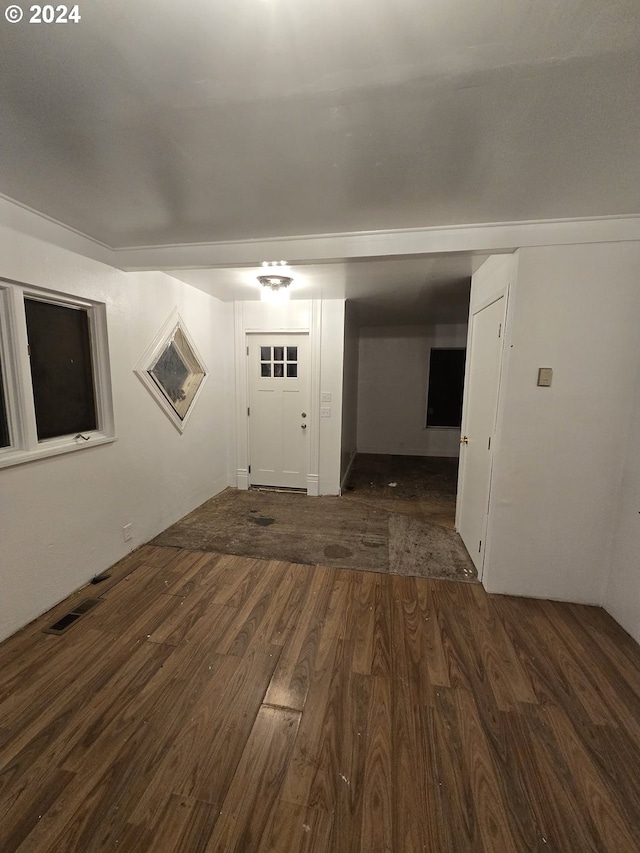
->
[306, 473, 320, 496]
[236, 468, 249, 490]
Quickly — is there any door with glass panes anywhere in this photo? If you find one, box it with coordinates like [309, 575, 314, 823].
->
[247, 334, 309, 489]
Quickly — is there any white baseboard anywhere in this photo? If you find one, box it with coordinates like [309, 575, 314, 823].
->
[306, 473, 320, 496]
[236, 468, 249, 490]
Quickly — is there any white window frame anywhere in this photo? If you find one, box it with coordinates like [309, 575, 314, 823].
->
[0, 279, 115, 468]
[133, 309, 208, 434]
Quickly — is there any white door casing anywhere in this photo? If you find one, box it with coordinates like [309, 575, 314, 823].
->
[247, 334, 309, 489]
[457, 295, 506, 575]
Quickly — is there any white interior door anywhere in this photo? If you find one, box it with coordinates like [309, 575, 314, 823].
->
[457, 296, 506, 574]
[248, 334, 309, 489]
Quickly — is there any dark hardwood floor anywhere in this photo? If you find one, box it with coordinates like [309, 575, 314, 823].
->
[1, 545, 640, 852]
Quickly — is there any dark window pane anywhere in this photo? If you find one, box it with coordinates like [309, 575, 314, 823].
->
[286, 363, 298, 378]
[426, 348, 466, 428]
[260, 346, 271, 361]
[273, 346, 284, 361]
[274, 363, 284, 378]
[261, 363, 271, 377]
[287, 346, 297, 361]
[25, 299, 97, 440]
[0, 354, 9, 448]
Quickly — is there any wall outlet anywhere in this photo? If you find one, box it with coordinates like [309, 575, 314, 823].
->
[320, 407, 331, 418]
[123, 523, 133, 542]
[321, 392, 331, 402]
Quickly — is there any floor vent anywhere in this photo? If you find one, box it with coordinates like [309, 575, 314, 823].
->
[43, 598, 102, 634]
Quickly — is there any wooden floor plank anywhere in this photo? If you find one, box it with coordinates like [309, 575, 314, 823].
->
[350, 572, 377, 675]
[220, 561, 287, 657]
[542, 706, 640, 851]
[248, 562, 304, 649]
[390, 578, 431, 852]
[501, 708, 599, 852]
[0, 635, 170, 777]
[453, 688, 521, 852]
[359, 674, 393, 853]
[257, 801, 333, 853]
[414, 577, 451, 690]
[325, 670, 370, 851]
[278, 632, 341, 808]
[0, 765, 75, 852]
[466, 583, 538, 708]
[203, 706, 301, 853]
[119, 794, 219, 853]
[262, 568, 335, 711]
[1, 549, 639, 853]
[129, 645, 278, 824]
[267, 563, 316, 644]
[428, 688, 481, 852]
[491, 595, 600, 723]
[305, 638, 355, 814]
[0, 628, 119, 732]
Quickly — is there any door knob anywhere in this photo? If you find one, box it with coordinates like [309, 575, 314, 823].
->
[301, 423, 307, 429]
[460, 435, 468, 444]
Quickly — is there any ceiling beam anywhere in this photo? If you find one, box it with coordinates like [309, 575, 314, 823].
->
[1, 195, 638, 272]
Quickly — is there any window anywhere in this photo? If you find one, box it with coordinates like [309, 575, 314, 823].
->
[259, 344, 298, 379]
[0, 281, 114, 468]
[25, 298, 98, 440]
[133, 312, 207, 433]
[426, 348, 466, 428]
[0, 352, 10, 448]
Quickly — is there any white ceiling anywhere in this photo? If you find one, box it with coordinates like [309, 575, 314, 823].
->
[1, 0, 638, 323]
[170, 254, 479, 324]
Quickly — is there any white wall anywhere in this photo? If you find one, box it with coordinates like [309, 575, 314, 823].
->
[340, 301, 359, 487]
[603, 348, 640, 644]
[482, 242, 640, 606]
[234, 298, 345, 495]
[319, 300, 346, 495]
[357, 323, 468, 457]
[0, 226, 234, 642]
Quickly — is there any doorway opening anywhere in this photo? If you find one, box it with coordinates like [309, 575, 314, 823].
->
[343, 454, 458, 529]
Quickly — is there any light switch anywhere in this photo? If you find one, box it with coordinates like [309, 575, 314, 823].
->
[321, 392, 331, 402]
[537, 367, 553, 387]
[320, 407, 331, 418]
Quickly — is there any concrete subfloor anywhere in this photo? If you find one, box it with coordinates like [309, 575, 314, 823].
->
[153, 454, 477, 582]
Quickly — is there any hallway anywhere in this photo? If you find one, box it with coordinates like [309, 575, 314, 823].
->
[153, 455, 476, 582]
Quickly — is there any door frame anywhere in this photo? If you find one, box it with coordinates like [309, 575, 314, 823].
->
[456, 275, 512, 580]
[233, 300, 322, 495]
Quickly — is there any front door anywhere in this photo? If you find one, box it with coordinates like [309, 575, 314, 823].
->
[457, 296, 506, 575]
[248, 334, 309, 489]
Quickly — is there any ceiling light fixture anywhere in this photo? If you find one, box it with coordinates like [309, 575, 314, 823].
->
[258, 262, 293, 303]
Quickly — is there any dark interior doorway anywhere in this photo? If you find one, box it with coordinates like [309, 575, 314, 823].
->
[342, 453, 458, 529]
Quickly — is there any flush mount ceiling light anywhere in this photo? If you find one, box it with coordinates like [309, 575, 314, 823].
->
[258, 261, 293, 302]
